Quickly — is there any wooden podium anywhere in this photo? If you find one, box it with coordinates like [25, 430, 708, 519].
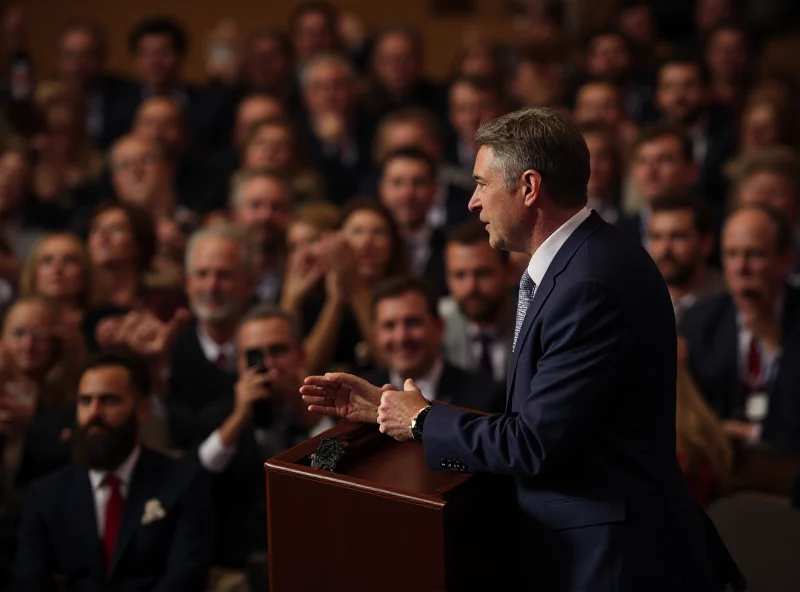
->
[265, 422, 512, 592]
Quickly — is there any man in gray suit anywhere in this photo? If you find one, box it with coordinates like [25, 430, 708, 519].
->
[439, 219, 517, 383]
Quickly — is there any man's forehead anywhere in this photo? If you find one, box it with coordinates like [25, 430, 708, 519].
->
[239, 318, 294, 344]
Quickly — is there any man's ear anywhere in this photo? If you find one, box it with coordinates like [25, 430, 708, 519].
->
[521, 169, 542, 208]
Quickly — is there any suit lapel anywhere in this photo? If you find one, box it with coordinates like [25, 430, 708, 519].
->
[505, 212, 606, 403]
[70, 468, 105, 580]
[109, 448, 157, 577]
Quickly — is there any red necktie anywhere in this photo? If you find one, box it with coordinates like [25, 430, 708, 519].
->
[103, 474, 124, 575]
[747, 337, 762, 389]
[216, 351, 227, 371]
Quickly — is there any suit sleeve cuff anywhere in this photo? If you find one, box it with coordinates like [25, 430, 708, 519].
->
[422, 404, 476, 472]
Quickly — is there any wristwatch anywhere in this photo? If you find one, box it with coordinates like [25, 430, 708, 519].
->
[411, 403, 432, 444]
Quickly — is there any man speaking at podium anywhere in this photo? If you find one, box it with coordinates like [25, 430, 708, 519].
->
[301, 108, 742, 592]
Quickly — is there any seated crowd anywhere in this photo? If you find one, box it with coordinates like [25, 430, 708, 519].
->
[0, 1, 799, 590]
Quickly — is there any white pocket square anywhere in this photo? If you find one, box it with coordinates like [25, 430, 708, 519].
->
[141, 499, 166, 525]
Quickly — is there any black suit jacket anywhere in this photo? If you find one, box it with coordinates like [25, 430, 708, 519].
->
[0, 405, 73, 589]
[15, 447, 214, 592]
[167, 325, 237, 450]
[94, 75, 141, 150]
[679, 287, 800, 453]
[296, 111, 374, 205]
[361, 361, 505, 414]
[195, 398, 308, 568]
[422, 227, 449, 298]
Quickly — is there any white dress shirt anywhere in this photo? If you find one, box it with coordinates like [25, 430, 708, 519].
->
[196, 327, 236, 373]
[389, 356, 445, 402]
[734, 292, 785, 440]
[88, 446, 141, 538]
[199, 429, 238, 474]
[405, 224, 434, 276]
[526, 208, 593, 293]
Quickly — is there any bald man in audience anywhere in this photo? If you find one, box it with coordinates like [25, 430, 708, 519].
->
[680, 205, 800, 453]
[731, 147, 800, 276]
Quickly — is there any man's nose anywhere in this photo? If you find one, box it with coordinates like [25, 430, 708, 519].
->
[468, 193, 481, 212]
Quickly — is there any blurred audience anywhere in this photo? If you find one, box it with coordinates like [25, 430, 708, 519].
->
[196, 305, 316, 591]
[680, 205, 800, 453]
[647, 195, 724, 322]
[361, 275, 504, 412]
[14, 352, 214, 591]
[0, 2, 799, 586]
[440, 219, 515, 384]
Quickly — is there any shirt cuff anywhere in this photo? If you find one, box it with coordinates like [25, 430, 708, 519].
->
[749, 422, 763, 444]
[198, 429, 237, 473]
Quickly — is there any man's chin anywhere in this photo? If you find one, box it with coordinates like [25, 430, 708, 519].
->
[192, 305, 235, 324]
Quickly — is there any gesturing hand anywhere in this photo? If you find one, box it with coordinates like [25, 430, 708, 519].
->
[299, 372, 385, 424]
[378, 379, 429, 442]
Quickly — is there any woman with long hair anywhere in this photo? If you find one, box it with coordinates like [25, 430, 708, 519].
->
[30, 82, 103, 203]
[18, 232, 105, 321]
[676, 338, 733, 506]
[283, 198, 407, 374]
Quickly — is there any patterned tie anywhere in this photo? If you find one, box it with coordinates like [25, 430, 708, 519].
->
[512, 272, 536, 352]
[103, 474, 124, 575]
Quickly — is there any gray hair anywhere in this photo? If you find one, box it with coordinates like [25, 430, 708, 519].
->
[239, 303, 301, 345]
[474, 107, 590, 207]
[298, 52, 355, 91]
[228, 168, 290, 210]
[185, 222, 257, 278]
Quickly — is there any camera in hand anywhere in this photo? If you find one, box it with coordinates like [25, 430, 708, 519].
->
[246, 348, 266, 373]
[246, 348, 273, 425]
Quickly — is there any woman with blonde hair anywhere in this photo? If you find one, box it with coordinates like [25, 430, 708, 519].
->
[676, 338, 733, 506]
[0, 296, 83, 408]
[18, 232, 105, 320]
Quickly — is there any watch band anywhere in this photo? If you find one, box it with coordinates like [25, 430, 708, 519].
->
[411, 403, 432, 444]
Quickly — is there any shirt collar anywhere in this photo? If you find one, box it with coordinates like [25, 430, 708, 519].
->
[389, 356, 445, 401]
[465, 321, 502, 340]
[196, 326, 236, 365]
[89, 445, 141, 492]
[526, 208, 592, 288]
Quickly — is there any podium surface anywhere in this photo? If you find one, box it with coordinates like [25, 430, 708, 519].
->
[266, 422, 511, 592]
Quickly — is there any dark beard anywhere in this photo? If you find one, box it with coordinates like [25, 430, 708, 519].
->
[72, 413, 138, 472]
[458, 295, 505, 325]
[660, 258, 698, 288]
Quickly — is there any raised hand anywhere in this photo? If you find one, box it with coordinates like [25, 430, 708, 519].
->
[299, 372, 385, 423]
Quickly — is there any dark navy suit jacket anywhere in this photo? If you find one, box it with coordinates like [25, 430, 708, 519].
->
[14, 446, 214, 592]
[423, 212, 740, 591]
